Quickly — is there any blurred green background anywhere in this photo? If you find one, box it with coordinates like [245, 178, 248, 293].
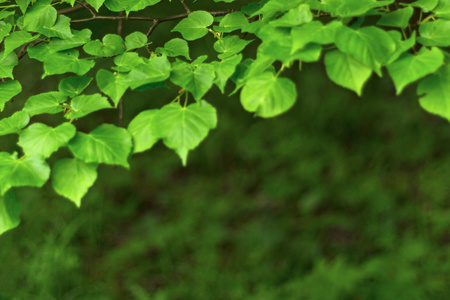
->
[1, 1, 450, 299]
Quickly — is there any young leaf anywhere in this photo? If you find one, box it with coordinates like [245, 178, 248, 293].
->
[126, 55, 171, 89]
[170, 61, 216, 101]
[42, 49, 96, 78]
[3, 31, 39, 59]
[172, 11, 214, 41]
[24, 91, 67, 116]
[104, 0, 162, 14]
[112, 52, 145, 72]
[155, 38, 191, 60]
[86, 0, 105, 11]
[23, 0, 57, 32]
[37, 15, 74, 39]
[0, 110, 30, 136]
[0, 191, 21, 235]
[18, 123, 76, 158]
[418, 65, 450, 121]
[418, 19, 450, 47]
[270, 4, 313, 27]
[96, 70, 130, 107]
[334, 25, 396, 76]
[291, 20, 341, 53]
[213, 36, 252, 59]
[377, 6, 414, 28]
[127, 109, 160, 153]
[65, 94, 112, 119]
[213, 11, 248, 33]
[0, 152, 50, 195]
[59, 76, 93, 97]
[68, 124, 132, 168]
[324, 50, 372, 96]
[387, 47, 444, 95]
[211, 54, 242, 93]
[125, 31, 148, 51]
[51, 159, 98, 207]
[0, 80, 21, 112]
[154, 101, 217, 166]
[28, 29, 92, 62]
[0, 51, 19, 79]
[240, 72, 297, 118]
[83, 34, 125, 57]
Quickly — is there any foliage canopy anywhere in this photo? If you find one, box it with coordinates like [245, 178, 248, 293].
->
[1, 0, 450, 233]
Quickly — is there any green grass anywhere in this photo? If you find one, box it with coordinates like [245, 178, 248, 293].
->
[1, 64, 450, 299]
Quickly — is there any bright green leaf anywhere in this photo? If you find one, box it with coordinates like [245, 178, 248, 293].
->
[68, 124, 132, 168]
[213, 11, 248, 33]
[170, 61, 216, 101]
[128, 109, 159, 153]
[211, 54, 242, 93]
[125, 31, 147, 50]
[214, 36, 252, 59]
[172, 11, 214, 41]
[65, 94, 112, 119]
[126, 55, 171, 89]
[51, 158, 98, 207]
[0, 191, 21, 235]
[23, 0, 57, 32]
[324, 50, 372, 96]
[24, 91, 67, 116]
[42, 49, 95, 78]
[418, 19, 450, 47]
[0, 110, 29, 136]
[0, 80, 21, 112]
[418, 65, 450, 121]
[154, 101, 217, 165]
[112, 52, 145, 72]
[0, 51, 18, 79]
[155, 38, 191, 60]
[18, 123, 76, 158]
[387, 47, 444, 95]
[58, 76, 93, 97]
[83, 34, 125, 57]
[96, 69, 129, 107]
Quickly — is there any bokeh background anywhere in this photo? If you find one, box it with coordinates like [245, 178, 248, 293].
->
[1, 1, 450, 299]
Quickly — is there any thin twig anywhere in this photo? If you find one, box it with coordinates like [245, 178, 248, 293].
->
[70, 10, 232, 23]
[146, 20, 159, 37]
[57, 5, 85, 14]
[78, 1, 96, 17]
[179, 0, 191, 13]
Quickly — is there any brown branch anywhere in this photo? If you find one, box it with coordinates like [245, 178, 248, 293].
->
[179, 0, 191, 13]
[70, 10, 232, 23]
[57, 5, 85, 14]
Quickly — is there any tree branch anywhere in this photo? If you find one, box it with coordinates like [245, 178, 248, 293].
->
[179, 0, 191, 13]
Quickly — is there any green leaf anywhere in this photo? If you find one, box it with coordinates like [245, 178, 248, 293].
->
[124, 31, 148, 51]
[0, 80, 21, 112]
[386, 31, 416, 64]
[214, 36, 252, 59]
[128, 109, 159, 153]
[83, 34, 125, 57]
[104, 0, 161, 13]
[213, 11, 248, 33]
[16, 0, 31, 14]
[28, 29, 92, 62]
[126, 55, 171, 89]
[0, 22, 12, 42]
[23, 0, 57, 32]
[154, 101, 217, 165]
[24, 91, 67, 116]
[170, 61, 216, 101]
[253, 0, 304, 18]
[240, 72, 297, 118]
[377, 6, 414, 28]
[18, 123, 76, 158]
[155, 38, 191, 60]
[407, 0, 438, 12]
[3, 31, 39, 59]
[432, 0, 450, 19]
[418, 19, 450, 47]
[270, 4, 313, 27]
[335, 25, 396, 76]
[172, 11, 214, 41]
[418, 65, 450, 121]
[51, 158, 98, 207]
[86, 0, 105, 11]
[0, 152, 50, 195]
[0, 51, 19, 79]
[211, 54, 242, 93]
[324, 50, 372, 96]
[58, 76, 93, 97]
[65, 94, 112, 119]
[42, 49, 95, 78]
[0, 110, 29, 136]
[112, 52, 145, 72]
[0, 191, 21, 235]
[291, 43, 322, 62]
[96, 69, 129, 107]
[322, 0, 394, 17]
[291, 20, 341, 52]
[68, 124, 132, 168]
[387, 47, 444, 95]
[37, 15, 74, 39]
